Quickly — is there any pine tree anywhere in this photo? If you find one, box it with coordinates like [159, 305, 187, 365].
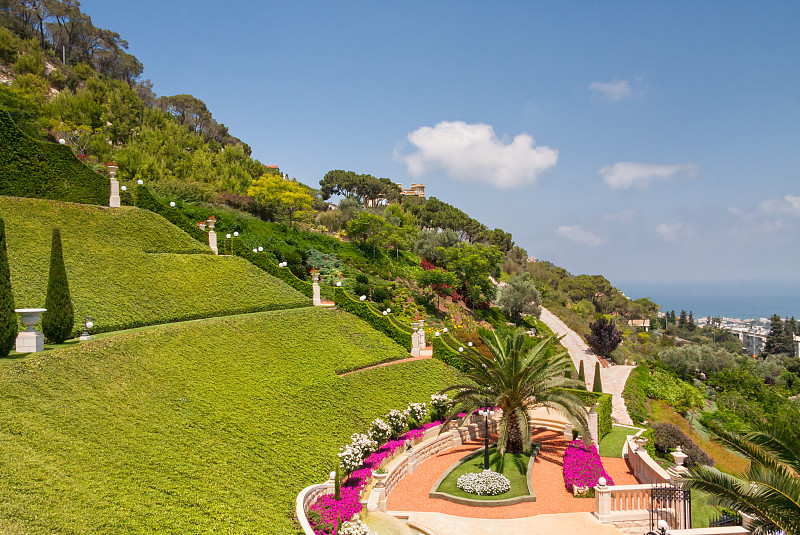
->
[763, 314, 793, 357]
[0, 218, 17, 358]
[687, 311, 696, 331]
[592, 361, 603, 393]
[578, 360, 585, 384]
[41, 228, 74, 344]
[678, 310, 688, 329]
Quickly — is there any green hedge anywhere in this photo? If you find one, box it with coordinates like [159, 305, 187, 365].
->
[231, 237, 313, 298]
[622, 364, 649, 424]
[430, 335, 469, 372]
[0, 110, 110, 205]
[562, 388, 613, 440]
[134, 185, 208, 244]
[333, 287, 412, 350]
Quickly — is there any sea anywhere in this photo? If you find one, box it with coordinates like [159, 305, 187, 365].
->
[617, 280, 800, 321]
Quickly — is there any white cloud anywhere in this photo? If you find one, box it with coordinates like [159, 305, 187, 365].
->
[758, 194, 800, 216]
[397, 121, 558, 188]
[557, 225, 603, 247]
[656, 223, 691, 242]
[589, 80, 632, 102]
[598, 161, 698, 190]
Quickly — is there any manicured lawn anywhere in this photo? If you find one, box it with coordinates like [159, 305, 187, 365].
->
[599, 425, 640, 458]
[435, 445, 533, 501]
[0, 307, 461, 534]
[1, 196, 310, 336]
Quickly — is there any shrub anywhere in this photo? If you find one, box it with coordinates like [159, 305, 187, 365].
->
[562, 389, 613, 439]
[578, 360, 585, 383]
[0, 218, 17, 357]
[651, 422, 714, 466]
[368, 418, 392, 444]
[592, 362, 603, 393]
[385, 409, 408, 436]
[456, 470, 511, 496]
[623, 365, 649, 424]
[430, 393, 452, 421]
[0, 110, 110, 205]
[41, 228, 74, 344]
[405, 402, 428, 427]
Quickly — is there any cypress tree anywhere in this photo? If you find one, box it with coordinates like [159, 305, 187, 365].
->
[41, 228, 74, 344]
[0, 218, 17, 358]
[592, 361, 603, 393]
[578, 360, 585, 384]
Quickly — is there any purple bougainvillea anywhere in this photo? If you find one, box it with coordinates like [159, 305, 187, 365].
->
[562, 439, 614, 492]
[307, 421, 442, 535]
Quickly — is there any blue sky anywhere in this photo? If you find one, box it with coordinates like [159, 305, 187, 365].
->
[82, 1, 800, 288]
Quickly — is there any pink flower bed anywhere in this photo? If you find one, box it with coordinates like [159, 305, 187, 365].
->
[307, 421, 442, 535]
[562, 439, 614, 492]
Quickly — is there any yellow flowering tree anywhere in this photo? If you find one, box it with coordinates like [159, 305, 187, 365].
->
[247, 175, 312, 228]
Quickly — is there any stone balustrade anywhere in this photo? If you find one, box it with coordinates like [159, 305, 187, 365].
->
[624, 433, 672, 484]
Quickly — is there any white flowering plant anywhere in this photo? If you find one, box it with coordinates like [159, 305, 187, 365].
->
[404, 402, 428, 426]
[338, 433, 377, 473]
[430, 393, 452, 421]
[368, 418, 392, 444]
[456, 470, 511, 496]
[338, 519, 376, 535]
[385, 409, 408, 436]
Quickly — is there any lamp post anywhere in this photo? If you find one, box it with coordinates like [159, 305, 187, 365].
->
[79, 316, 94, 341]
[478, 401, 495, 470]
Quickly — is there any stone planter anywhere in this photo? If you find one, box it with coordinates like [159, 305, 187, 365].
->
[14, 308, 47, 353]
[572, 485, 589, 496]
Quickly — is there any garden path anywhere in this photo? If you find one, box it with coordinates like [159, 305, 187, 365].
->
[387, 429, 638, 519]
[539, 308, 635, 426]
[337, 353, 432, 377]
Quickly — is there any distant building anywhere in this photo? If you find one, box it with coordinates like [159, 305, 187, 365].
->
[364, 183, 426, 207]
[627, 319, 651, 331]
[400, 183, 425, 197]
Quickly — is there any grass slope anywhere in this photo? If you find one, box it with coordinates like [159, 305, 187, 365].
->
[0, 307, 461, 534]
[1, 196, 309, 336]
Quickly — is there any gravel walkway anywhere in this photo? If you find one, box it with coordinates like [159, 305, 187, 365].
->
[538, 308, 635, 426]
[387, 429, 639, 518]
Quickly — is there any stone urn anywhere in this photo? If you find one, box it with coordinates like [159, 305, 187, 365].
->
[14, 308, 47, 353]
[372, 472, 388, 488]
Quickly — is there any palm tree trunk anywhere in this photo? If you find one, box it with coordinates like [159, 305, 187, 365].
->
[507, 411, 523, 454]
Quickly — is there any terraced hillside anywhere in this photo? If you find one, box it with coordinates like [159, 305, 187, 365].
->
[1, 196, 310, 335]
[0, 307, 460, 534]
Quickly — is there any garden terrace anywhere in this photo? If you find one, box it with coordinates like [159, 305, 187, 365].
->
[0, 307, 461, 534]
[1, 196, 310, 336]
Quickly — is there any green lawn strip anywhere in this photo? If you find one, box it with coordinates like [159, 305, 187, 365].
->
[2, 197, 310, 337]
[691, 490, 721, 528]
[599, 424, 641, 458]
[435, 446, 532, 501]
[0, 308, 461, 534]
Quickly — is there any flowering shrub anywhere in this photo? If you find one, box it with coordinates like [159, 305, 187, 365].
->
[338, 433, 377, 473]
[368, 419, 392, 444]
[430, 393, 452, 421]
[339, 519, 376, 535]
[405, 402, 428, 425]
[456, 470, 511, 496]
[562, 439, 614, 492]
[309, 416, 443, 535]
[385, 409, 408, 436]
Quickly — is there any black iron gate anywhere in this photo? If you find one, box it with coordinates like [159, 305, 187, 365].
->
[649, 483, 692, 530]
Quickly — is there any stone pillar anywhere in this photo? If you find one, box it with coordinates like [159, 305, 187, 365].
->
[588, 406, 599, 449]
[407, 448, 418, 475]
[108, 165, 120, 208]
[410, 322, 420, 357]
[594, 478, 613, 523]
[312, 272, 322, 306]
[667, 445, 690, 483]
[563, 422, 573, 441]
[450, 428, 463, 447]
[206, 218, 218, 255]
[418, 326, 426, 348]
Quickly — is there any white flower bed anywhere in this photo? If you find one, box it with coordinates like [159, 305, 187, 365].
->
[339, 519, 376, 535]
[456, 469, 511, 496]
[405, 402, 428, 423]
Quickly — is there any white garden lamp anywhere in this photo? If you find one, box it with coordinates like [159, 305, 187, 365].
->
[359, 295, 367, 301]
[137, 179, 143, 185]
[443, 327, 448, 333]
[226, 234, 231, 239]
[468, 342, 473, 347]
[458, 347, 464, 352]
[336, 281, 342, 287]
[233, 231, 239, 237]
[478, 402, 496, 469]
[258, 246, 263, 252]
[169, 201, 175, 207]
[80, 316, 94, 341]
[121, 185, 127, 191]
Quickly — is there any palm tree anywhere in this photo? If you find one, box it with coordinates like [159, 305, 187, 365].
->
[439, 328, 590, 455]
[680, 415, 800, 535]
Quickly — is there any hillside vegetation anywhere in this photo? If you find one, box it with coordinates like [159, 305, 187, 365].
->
[1, 196, 309, 335]
[0, 307, 459, 534]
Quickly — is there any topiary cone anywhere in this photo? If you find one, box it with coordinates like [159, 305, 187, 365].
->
[41, 228, 74, 344]
[578, 360, 585, 383]
[592, 361, 603, 393]
[0, 218, 17, 357]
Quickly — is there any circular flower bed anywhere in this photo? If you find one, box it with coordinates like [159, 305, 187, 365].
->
[456, 469, 511, 496]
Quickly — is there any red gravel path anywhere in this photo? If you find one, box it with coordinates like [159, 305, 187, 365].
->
[387, 428, 639, 519]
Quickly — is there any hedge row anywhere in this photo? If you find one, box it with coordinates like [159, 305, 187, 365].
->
[562, 389, 613, 440]
[134, 186, 208, 244]
[231, 237, 314, 298]
[0, 110, 110, 205]
[333, 287, 412, 351]
[430, 335, 469, 372]
[622, 364, 650, 424]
